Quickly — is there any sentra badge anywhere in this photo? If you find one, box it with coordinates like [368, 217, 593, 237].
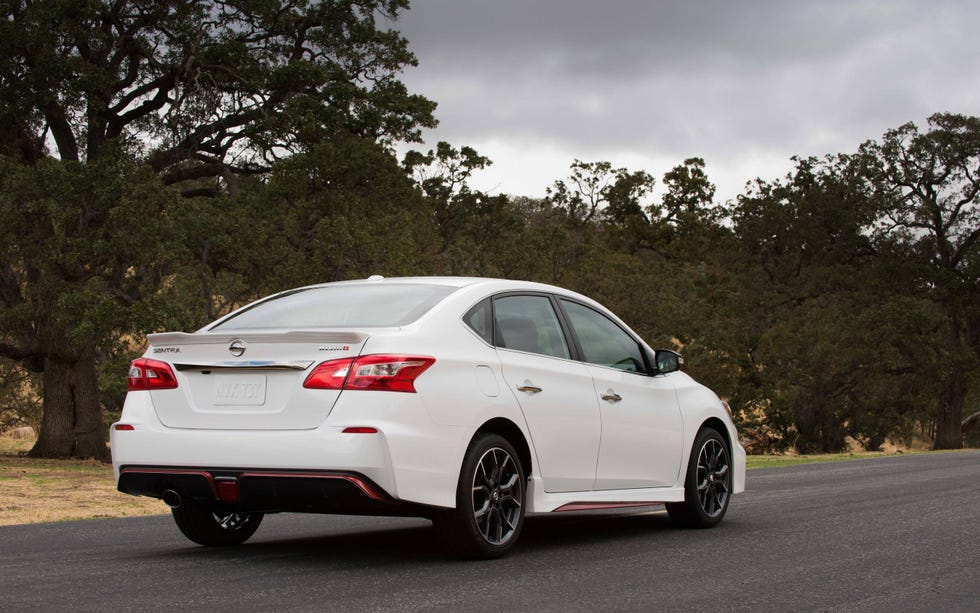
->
[317, 345, 350, 352]
[229, 339, 247, 357]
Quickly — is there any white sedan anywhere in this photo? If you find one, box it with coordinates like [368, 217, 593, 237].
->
[112, 276, 745, 558]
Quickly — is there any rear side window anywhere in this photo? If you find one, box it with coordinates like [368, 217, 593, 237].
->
[211, 284, 456, 330]
[493, 295, 570, 359]
[463, 298, 494, 344]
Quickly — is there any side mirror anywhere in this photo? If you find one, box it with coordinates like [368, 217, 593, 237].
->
[654, 349, 684, 374]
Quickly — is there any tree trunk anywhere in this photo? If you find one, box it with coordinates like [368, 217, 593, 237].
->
[28, 351, 110, 461]
[934, 307, 967, 450]
[793, 403, 819, 454]
[933, 374, 965, 450]
[819, 413, 846, 453]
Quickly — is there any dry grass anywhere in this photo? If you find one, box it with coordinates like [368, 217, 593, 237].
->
[744, 435, 948, 469]
[0, 436, 167, 527]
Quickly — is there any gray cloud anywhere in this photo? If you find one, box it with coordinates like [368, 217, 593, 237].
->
[393, 0, 980, 198]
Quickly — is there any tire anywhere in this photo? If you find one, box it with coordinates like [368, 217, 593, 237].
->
[435, 433, 527, 559]
[171, 502, 263, 546]
[666, 427, 732, 529]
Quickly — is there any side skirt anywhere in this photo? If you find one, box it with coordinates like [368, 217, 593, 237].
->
[526, 476, 686, 513]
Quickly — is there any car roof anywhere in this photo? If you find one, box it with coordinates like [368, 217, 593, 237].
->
[201, 275, 639, 341]
[306, 276, 575, 294]
[294, 276, 608, 314]
[317, 276, 613, 317]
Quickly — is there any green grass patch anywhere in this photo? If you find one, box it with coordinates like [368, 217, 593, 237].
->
[0, 453, 112, 475]
[0, 436, 111, 474]
[746, 450, 940, 469]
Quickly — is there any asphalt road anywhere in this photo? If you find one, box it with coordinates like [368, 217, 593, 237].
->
[2, 451, 979, 612]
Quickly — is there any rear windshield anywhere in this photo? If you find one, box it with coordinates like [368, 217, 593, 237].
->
[210, 284, 456, 330]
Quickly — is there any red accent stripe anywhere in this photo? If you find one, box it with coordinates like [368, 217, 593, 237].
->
[119, 467, 217, 497]
[237, 472, 390, 502]
[120, 468, 389, 503]
[554, 501, 659, 512]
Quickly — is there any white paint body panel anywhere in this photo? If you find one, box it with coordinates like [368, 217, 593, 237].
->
[112, 276, 746, 514]
[590, 366, 684, 489]
[495, 348, 600, 492]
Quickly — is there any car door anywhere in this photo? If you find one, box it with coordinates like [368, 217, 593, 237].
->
[490, 294, 601, 493]
[558, 299, 684, 489]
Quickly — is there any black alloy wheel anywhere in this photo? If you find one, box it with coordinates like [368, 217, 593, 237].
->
[171, 502, 264, 546]
[666, 427, 732, 528]
[435, 433, 526, 558]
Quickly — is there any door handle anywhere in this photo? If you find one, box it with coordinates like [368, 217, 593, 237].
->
[517, 383, 543, 394]
[601, 390, 622, 402]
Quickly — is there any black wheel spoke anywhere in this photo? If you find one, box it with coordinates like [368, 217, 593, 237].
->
[478, 458, 491, 487]
[473, 496, 491, 519]
[490, 449, 502, 484]
[712, 445, 724, 468]
[499, 493, 522, 508]
[214, 512, 250, 531]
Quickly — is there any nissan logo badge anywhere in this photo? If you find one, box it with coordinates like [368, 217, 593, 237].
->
[229, 339, 246, 357]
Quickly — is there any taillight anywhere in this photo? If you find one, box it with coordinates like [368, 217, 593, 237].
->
[346, 355, 436, 392]
[304, 354, 435, 393]
[303, 358, 354, 390]
[127, 358, 178, 391]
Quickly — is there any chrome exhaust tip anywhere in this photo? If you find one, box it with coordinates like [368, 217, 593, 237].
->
[161, 489, 182, 509]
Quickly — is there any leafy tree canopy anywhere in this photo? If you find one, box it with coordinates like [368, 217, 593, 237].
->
[0, 0, 436, 189]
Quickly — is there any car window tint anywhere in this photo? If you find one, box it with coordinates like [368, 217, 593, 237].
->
[211, 284, 456, 330]
[560, 300, 645, 372]
[463, 298, 493, 344]
[493, 295, 570, 359]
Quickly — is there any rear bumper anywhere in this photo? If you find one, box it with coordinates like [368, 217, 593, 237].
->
[116, 466, 418, 516]
[111, 391, 469, 509]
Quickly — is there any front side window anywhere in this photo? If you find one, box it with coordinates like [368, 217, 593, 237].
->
[560, 300, 646, 372]
[210, 284, 456, 330]
[493, 295, 570, 359]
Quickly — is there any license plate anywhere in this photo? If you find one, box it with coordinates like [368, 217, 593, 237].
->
[212, 375, 267, 406]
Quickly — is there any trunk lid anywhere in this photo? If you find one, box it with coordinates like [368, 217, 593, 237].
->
[144, 330, 367, 430]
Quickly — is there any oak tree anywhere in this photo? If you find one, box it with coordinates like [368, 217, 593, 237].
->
[0, 0, 435, 458]
[860, 113, 980, 449]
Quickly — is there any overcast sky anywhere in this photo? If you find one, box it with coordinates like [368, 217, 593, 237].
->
[392, 0, 980, 203]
